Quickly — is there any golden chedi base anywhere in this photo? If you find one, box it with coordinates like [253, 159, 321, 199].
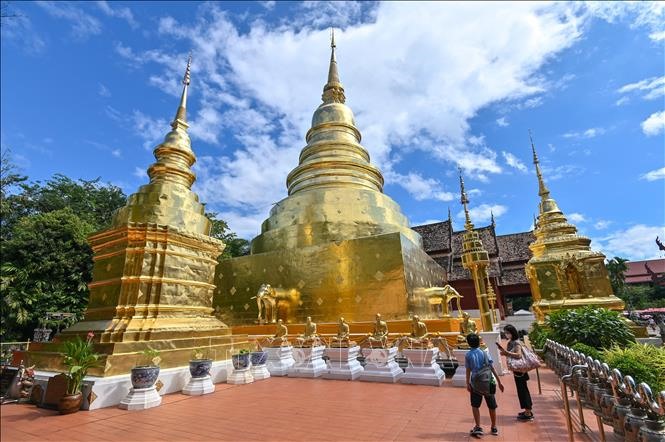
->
[214, 231, 446, 325]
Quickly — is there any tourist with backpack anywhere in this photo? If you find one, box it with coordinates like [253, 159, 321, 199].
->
[465, 333, 504, 437]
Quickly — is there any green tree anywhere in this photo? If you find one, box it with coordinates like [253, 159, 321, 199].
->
[606, 257, 629, 295]
[0, 149, 28, 242]
[206, 213, 250, 259]
[1, 208, 95, 340]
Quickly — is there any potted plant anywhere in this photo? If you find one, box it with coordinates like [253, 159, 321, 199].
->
[231, 349, 250, 370]
[59, 332, 100, 415]
[189, 348, 213, 379]
[130, 348, 161, 389]
[250, 341, 267, 367]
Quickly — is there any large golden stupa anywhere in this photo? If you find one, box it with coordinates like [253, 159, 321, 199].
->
[526, 136, 624, 322]
[214, 35, 446, 325]
[28, 58, 247, 376]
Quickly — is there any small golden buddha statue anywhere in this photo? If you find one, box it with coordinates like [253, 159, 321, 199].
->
[359, 313, 390, 348]
[266, 319, 289, 347]
[331, 317, 355, 348]
[457, 312, 478, 348]
[295, 316, 321, 347]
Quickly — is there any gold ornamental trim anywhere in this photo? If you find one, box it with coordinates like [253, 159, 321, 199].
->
[89, 275, 216, 289]
[305, 121, 362, 143]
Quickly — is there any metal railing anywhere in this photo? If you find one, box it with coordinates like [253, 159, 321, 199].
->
[544, 339, 665, 442]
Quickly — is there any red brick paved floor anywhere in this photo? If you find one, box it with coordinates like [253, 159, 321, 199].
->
[1, 368, 596, 442]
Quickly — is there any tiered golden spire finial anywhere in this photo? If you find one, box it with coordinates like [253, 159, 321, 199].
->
[322, 28, 345, 103]
[173, 53, 192, 128]
[459, 168, 474, 230]
[530, 130, 550, 201]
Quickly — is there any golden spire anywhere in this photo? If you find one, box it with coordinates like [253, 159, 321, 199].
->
[459, 168, 474, 230]
[490, 210, 496, 228]
[173, 53, 192, 128]
[322, 28, 345, 104]
[530, 130, 550, 201]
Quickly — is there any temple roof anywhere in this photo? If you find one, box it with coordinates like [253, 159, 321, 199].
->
[412, 220, 452, 253]
[496, 231, 535, 263]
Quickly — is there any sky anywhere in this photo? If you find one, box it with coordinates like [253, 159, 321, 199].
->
[1, 1, 664, 261]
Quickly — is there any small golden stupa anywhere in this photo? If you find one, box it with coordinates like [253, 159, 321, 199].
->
[525, 135, 624, 322]
[214, 33, 446, 325]
[28, 58, 247, 376]
[458, 171, 494, 332]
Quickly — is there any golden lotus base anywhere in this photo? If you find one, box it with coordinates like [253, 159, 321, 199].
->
[25, 333, 250, 377]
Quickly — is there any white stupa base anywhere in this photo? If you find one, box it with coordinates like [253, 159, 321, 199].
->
[452, 349, 470, 387]
[288, 345, 327, 378]
[182, 375, 215, 395]
[323, 346, 364, 380]
[359, 347, 403, 383]
[250, 364, 271, 380]
[265, 346, 295, 376]
[400, 348, 445, 386]
[226, 368, 254, 385]
[118, 386, 162, 410]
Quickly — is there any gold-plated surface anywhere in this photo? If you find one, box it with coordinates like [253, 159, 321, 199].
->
[214, 36, 445, 324]
[459, 172, 494, 331]
[27, 58, 249, 376]
[526, 136, 624, 322]
[417, 285, 464, 318]
[457, 311, 478, 348]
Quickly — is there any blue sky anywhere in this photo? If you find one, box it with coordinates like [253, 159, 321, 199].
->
[1, 1, 664, 260]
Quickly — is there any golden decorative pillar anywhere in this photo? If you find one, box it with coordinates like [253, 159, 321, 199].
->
[525, 134, 624, 322]
[28, 57, 247, 376]
[214, 32, 446, 325]
[459, 171, 494, 332]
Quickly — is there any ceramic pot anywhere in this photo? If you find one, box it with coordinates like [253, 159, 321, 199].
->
[250, 351, 267, 366]
[58, 392, 82, 415]
[130, 366, 160, 389]
[232, 353, 250, 370]
[189, 359, 213, 378]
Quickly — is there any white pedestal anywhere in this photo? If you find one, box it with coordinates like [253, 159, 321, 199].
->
[479, 331, 506, 375]
[265, 346, 295, 376]
[359, 347, 403, 383]
[182, 375, 215, 395]
[323, 346, 363, 380]
[400, 348, 445, 387]
[452, 349, 469, 387]
[226, 368, 254, 385]
[250, 364, 271, 381]
[118, 386, 162, 410]
[288, 345, 327, 378]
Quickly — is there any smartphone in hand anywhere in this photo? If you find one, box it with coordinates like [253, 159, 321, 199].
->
[495, 342, 504, 350]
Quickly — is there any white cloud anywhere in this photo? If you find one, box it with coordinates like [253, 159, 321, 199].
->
[390, 172, 454, 202]
[641, 111, 665, 136]
[568, 212, 587, 223]
[595, 225, 665, 261]
[562, 127, 605, 139]
[0, 9, 46, 53]
[132, 111, 168, 150]
[650, 30, 665, 41]
[615, 96, 629, 106]
[96, 1, 138, 29]
[259, 1, 276, 10]
[617, 76, 665, 100]
[458, 204, 507, 224]
[496, 117, 509, 127]
[36, 1, 102, 39]
[133, 166, 146, 180]
[541, 163, 585, 180]
[584, 2, 665, 42]
[594, 220, 612, 230]
[501, 151, 527, 172]
[98, 83, 111, 98]
[640, 167, 665, 181]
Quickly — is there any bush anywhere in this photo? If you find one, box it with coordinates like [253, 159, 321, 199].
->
[571, 342, 604, 362]
[527, 322, 550, 349]
[547, 307, 635, 349]
[603, 344, 665, 392]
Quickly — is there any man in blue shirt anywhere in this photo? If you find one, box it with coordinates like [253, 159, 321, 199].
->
[465, 333, 504, 437]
